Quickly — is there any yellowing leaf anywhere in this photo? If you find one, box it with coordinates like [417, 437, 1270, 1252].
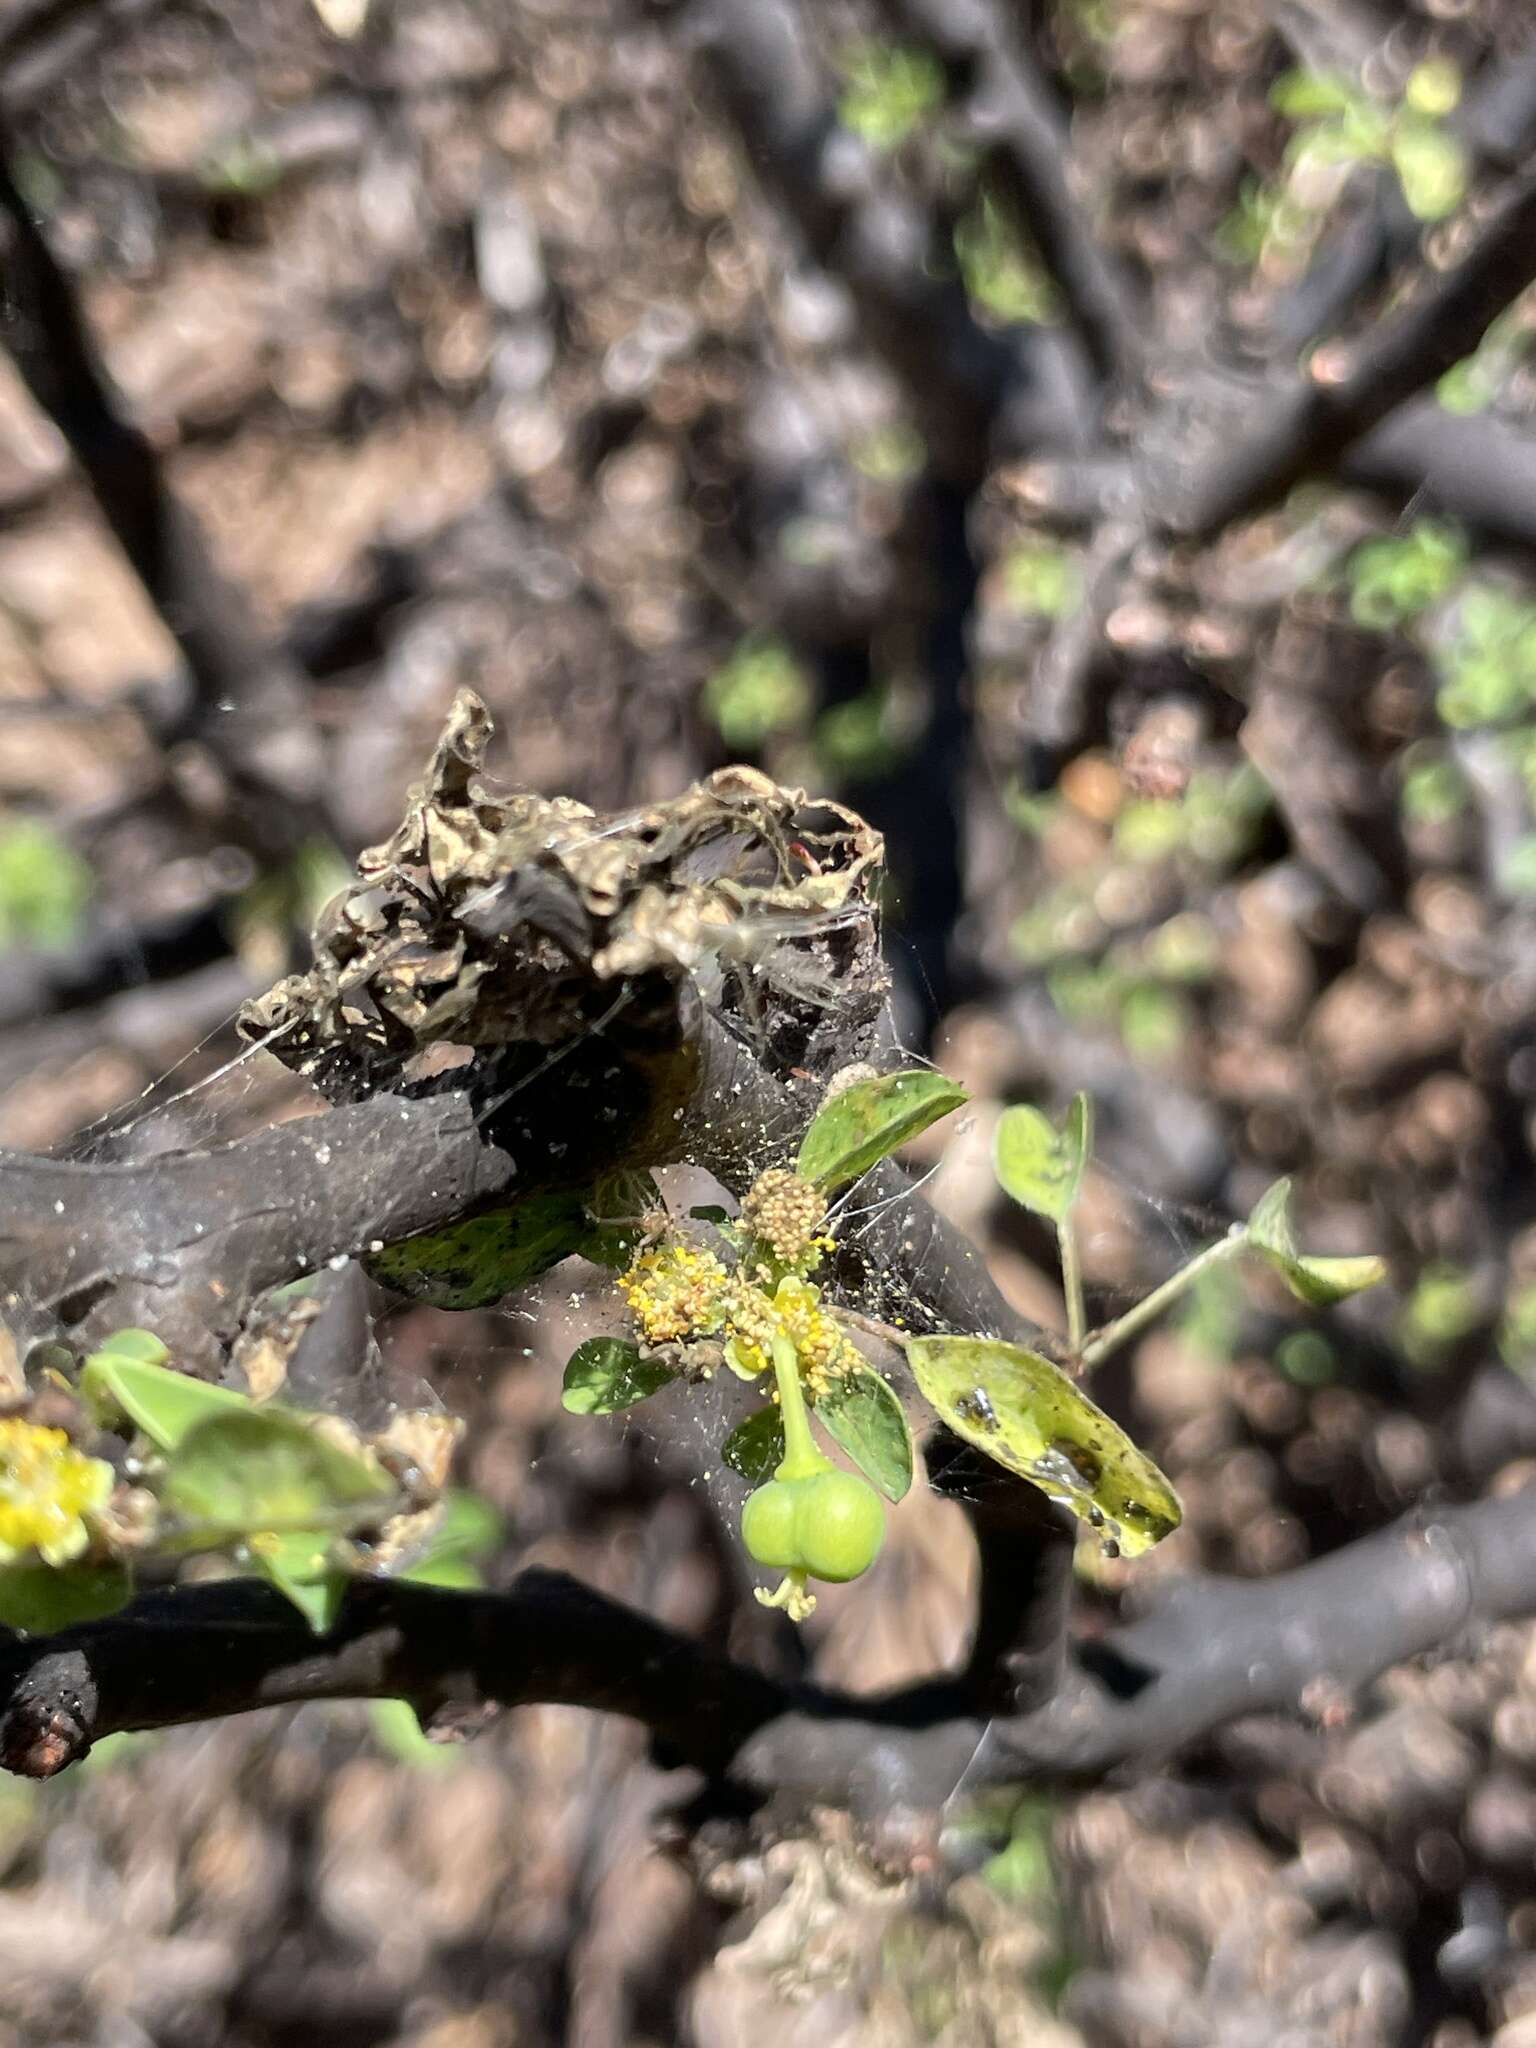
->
[905, 1335, 1181, 1555]
[797, 1070, 966, 1191]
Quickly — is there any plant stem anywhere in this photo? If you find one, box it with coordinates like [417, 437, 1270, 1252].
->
[1059, 1217, 1086, 1358]
[1079, 1226, 1248, 1371]
[770, 1333, 824, 1478]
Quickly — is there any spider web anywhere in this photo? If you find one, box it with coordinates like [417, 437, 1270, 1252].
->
[9, 826, 1238, 1812]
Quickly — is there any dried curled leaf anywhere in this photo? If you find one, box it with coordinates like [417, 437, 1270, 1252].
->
[238, 689, 887, 1097]
[905, 1335, 1182, 1555]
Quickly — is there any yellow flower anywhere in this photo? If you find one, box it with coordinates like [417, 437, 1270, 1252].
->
[618, 1243, 735, 1347]
[0, 1420, 113, 1567]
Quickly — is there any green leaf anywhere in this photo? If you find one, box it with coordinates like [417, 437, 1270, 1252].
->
[0, 1560, 132, 1635]
[81, 1348, 252, 1452]
[560, 1338, 676, 1415]
[162, 1409, 397, 1542]
[1247, 1179, 1389, 1306]
[993, 1094, 1092, 1222]
[814, 1367, 913, 1501]
[403, 1488, 503, 1587]
[721, 1405, 785, 1485]
[365, 1192, 591, 1309]
[905, 1335, 1182, 1556]
[91, 1329, 169, 1364]
[797, 1069, 967, 1191]
[370, 1697, 461, 1770]
[1269, 68, 1357, 120]
[243, 1530, 348, 1634]
[1390, 121, 1467, 221]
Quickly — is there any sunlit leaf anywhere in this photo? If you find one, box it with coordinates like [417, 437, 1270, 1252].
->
[993, 1094, 1092, 1223]
[365, 1192, 591, 1309]
[244, 1529, 348, 1634]
[81, 1346, 252, 1452]
[560, 1338, 676, 1415]
[0, 1560, 132, 1635]
[163, 1409, 397, 1541]
[1247, 1179, 1388, 1306]
[1269, 68, 1356, 119]
[905, 1335, 1182, 1555]
[1390, 120, 1467, 221]
[721, 1405, 785, 1485]
[797, 1070, 966, 1191]
[814, 1367, 912, 1501]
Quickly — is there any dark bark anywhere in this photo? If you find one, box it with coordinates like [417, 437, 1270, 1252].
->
[5, 1491, 1532, 1817]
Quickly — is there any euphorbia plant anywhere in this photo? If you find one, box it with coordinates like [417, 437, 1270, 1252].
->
[559, 1072, 1388, 1609]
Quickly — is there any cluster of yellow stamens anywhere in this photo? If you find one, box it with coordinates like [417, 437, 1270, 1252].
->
[740, 1168, 828, 1271]
[617, 1243, 735, 1347]
[617, 1219, 860, 1398]
[0, 1420, 113, 1567]
[724, 1277, 859, 1395]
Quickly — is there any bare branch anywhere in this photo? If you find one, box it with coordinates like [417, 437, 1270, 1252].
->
[7, 1490, 1534, 1819]
[875, 0, 1144, 388]
[1151, 159, 1536, 540]
[681, 0, 1020, 477]
[0, 118, 323, 848]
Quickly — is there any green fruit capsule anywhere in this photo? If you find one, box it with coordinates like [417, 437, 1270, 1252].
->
[741, 1478, 802, 1570]
[793, 1469, 885, 1583]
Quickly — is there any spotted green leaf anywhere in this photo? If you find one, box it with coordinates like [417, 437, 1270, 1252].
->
[81, 1342, 253, 1452]
[814, 1366, 912, 1502]
[993, 1094, 1091, 1223]
[1247, 1180, 1388, 1307]
[905, 1335, 1181, 1555]
[365, 1192, 591, 1309]
[797, 1070, 967, 1191]
[561, 1337, 676, 1415]
[0, 1560, 133, 1635]
[721, 1405, 785, 1485]
[162, 1409, 397, 1542]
